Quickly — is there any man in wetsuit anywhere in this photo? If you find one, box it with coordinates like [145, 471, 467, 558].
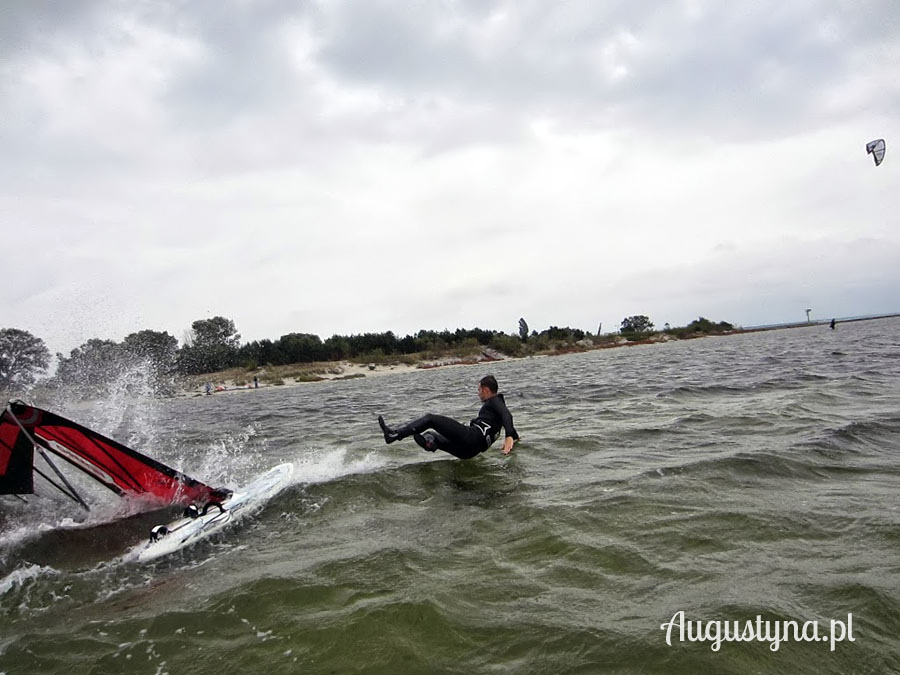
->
[378, 375, 519, 459]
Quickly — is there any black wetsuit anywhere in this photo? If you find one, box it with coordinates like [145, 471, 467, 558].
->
[406, 394, 519, 459]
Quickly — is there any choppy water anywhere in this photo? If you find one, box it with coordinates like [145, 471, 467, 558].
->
[2, 319, 899, 674]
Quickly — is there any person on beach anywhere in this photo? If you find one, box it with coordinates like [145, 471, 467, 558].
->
[378, 375, 519, 459]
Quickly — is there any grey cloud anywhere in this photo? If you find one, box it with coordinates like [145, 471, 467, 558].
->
[314, 0, 900, 142]
[157, 0, 316, 125]
[619, 3, 900, 139]
[0, 0, 107, 58]
[6, 0, 898, 165]
[1, 1, 898, 353]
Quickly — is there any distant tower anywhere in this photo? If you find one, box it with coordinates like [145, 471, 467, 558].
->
[805, 308, 812, 323]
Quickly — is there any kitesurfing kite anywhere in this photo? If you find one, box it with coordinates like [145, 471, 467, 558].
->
[866, 138, 886, 166]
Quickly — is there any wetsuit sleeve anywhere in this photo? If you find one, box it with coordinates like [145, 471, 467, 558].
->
[493, 396, 519, 440]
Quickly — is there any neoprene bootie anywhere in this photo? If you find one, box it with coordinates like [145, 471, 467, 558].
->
[379, 415, 431, 444]
[378, 416, 399, 444]
[413, 432, 437, 452]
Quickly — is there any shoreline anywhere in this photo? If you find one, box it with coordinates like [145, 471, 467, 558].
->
[174, 313, 900, 398]
[175, 357, 499, 398]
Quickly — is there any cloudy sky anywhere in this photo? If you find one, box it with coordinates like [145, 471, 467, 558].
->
[2, 0, 898, 355]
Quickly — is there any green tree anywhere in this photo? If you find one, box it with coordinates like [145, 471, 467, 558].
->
[620, 315, 655, 334]
[685, 317, 734, 333]
[324, 335, 351, 360]
[543, 326, 586, 342]
[518, 318, 529, 342]
[178, 316, 241, 374]
[122, 330, 179, 395]
[345, 332, 398, 358]
[54, 339, 127, 394]
[191, 316, 241, 350]
[277, 333, 326, 363]
[238, 339, 277, 368]
[0, 328, 51, 391]
[490, 333, 524, 357]
[398, 334, 419, 355]
[123, 330, 178, 366]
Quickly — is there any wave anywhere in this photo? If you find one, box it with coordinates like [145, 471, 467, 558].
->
[0, 563, 58, 597]
[0, 440, 391, 578]
[638, 439, 893, 487]
[794, 415, 900, 458]
[290, 445, 390, 486]
[656, 384, 749, 399]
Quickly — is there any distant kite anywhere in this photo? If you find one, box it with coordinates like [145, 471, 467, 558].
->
[866, 138, 886, 166]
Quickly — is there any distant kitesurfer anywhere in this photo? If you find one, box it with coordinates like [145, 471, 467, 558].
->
[378, 375, 519, 459]
[830, 318, 836, 330]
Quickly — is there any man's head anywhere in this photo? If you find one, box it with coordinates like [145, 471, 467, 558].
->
[478, 375, 498, 400]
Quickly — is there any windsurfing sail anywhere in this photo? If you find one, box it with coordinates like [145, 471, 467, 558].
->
[866, 138, 886, 166]
[1, 401, 231, 509]
[0, 410, 34, 495]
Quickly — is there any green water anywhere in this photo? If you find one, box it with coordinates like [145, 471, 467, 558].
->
[2, 320, 899, 673]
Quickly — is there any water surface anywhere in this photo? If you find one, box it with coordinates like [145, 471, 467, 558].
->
[2, 319, 899, 673]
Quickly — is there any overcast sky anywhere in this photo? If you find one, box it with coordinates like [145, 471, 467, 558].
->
[2, 0, 898, 355]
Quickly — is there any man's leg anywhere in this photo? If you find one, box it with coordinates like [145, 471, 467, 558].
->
[410, 416, 486, 459]
[379, 413, 482, 454]
[379, 414, 441, 444]
[413, 430, 447, 452]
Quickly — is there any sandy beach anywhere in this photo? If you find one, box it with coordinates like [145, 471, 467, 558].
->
[173, 329, 722, 398]
[177, 357, 497, 398]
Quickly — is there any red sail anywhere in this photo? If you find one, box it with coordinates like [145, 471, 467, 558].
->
[0, 407, 34, 495]
[1, 402, 229, 506]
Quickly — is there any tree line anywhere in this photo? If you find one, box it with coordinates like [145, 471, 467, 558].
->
[0, 314, 733, 396]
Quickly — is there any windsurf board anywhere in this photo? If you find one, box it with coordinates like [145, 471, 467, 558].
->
[133, 462, 294, 562]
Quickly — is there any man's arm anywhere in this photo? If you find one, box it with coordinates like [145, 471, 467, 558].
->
[494, 397, 519, 454]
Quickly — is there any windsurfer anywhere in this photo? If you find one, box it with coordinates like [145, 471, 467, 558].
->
[377, 375, 519, 459]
